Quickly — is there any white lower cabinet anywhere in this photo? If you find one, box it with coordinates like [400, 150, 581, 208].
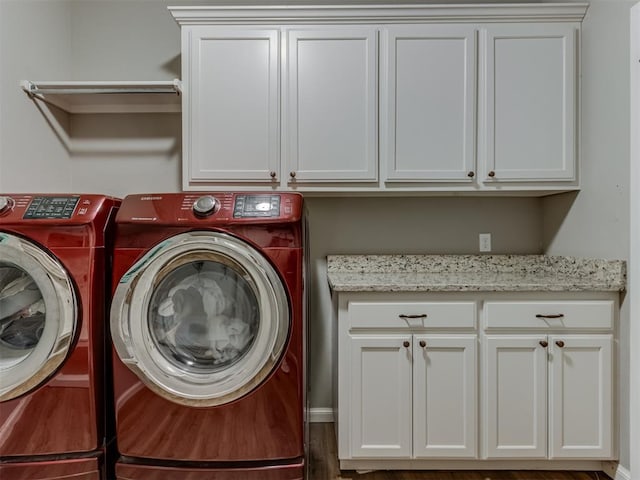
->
[483, 300, 615, 460]
[412, 335, 477, 458]
[349, 334, 477, 459]
[339, 298, 478, 460]
[350, 335, 413, 458]
[336, 293, 617, 470]
[484, 334, 613, 460]
[484, 335, 548, 458]
[549, 335, 613, 459]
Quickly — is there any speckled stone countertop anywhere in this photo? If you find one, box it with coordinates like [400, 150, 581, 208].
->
[326, 255, 626, 292]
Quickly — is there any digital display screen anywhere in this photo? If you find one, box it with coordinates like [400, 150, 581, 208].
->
[233, 195, 280, 218]
[23, 196, 79, 219]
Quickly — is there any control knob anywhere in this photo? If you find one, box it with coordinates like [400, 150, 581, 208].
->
[192, 195, 220, 217]
[0, 196, 13, 215]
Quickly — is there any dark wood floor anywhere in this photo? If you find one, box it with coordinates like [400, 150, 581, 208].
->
[308, 423, 606, 480]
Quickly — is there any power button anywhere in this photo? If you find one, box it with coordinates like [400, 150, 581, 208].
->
[192, 195, 220, 218]
[0, 196, 13, 215]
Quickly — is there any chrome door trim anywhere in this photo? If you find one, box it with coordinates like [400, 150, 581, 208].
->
[0, 233, 77, 401]
[111, 231, 290, 407]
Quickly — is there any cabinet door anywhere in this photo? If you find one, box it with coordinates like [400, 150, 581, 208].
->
[484, 335, 548, 458]
[479, 23, 577, 183]
[413, 335, 477, 458]
[549, 335, 613, 459]
[285, 27, 378, 183]
[382, 25, 476, 182]
[350, 335, 412, 458]
[184, 26, 280, 186]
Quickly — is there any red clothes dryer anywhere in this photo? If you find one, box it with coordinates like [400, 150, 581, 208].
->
[0, 194, 120, 480]
[109, 192, 306, 480]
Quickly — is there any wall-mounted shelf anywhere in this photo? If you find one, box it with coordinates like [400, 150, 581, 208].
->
[20, 79, 182, 114]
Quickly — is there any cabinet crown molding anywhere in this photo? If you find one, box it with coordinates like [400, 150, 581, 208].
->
[168, 3, 589, 25]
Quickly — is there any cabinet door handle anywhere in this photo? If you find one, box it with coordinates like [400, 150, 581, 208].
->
[488, 170, 496, 178]
[555, 340, 565, 348]
[467, 171, 475, 178]
[269, 171, 277, 179]
[403, 341, 410, 348]
[539, 340, 548, 348]
[536, 314, 565, 319]
[398, 314, 427, 319]
[419, 340, 427, 348]
[289, 171, 296, 179]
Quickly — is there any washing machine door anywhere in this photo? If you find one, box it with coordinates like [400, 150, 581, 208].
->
[0, 233, 77, 401]
[111, 231, 290, 407]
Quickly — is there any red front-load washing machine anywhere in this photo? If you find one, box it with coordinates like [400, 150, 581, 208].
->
[109, 192, 306, 480]
[0, 194, 120, 480]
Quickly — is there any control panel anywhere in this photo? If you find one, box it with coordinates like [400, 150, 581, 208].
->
[233, 195, 281, 218]
[0, 195, 109, 224]
[23, 196, 79, 219]
[116, 192, 302, 225]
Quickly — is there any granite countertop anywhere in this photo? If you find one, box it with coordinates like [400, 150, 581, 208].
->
[326, 255, 627, 292]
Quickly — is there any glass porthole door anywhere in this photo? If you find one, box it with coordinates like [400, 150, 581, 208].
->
[110, 231, 290, 407]
[0, 233, 77, 401]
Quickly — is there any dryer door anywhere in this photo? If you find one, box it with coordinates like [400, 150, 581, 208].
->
[0, 233, 77, 401]
[111, 231, 290, 407]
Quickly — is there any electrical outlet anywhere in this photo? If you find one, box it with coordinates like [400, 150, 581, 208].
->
[479, 233, 492, 252]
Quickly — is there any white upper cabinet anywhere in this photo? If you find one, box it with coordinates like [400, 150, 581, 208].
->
[285, 28, 378, 184]
[382, 25, 476, 183]
[479, 23, 577, 184]
[170, 4, 588, 194]
[182, 26, 280, 187]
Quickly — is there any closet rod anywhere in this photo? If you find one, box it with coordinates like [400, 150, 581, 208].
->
[21, 79, 182, 96]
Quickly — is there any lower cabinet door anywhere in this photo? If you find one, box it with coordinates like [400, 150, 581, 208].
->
[549, 335, 613, 459]
[484, 335, 548, 458]
[413, 335, 478, 458]
[349, 335, 413, 458]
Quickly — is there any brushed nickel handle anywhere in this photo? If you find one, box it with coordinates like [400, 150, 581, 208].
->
[555, 340, 565, 348]
[270, 171, 277, 179]
[398, 314, 427, 319]
[403, 341, 410, 348]
[467, 171, 475, 178]
[536, 314, 565, 319]
[289, 171, 296, 179]
[488, 170, 496, 178]
[419, 340, 427, 348]
[539, 340, 548, 348]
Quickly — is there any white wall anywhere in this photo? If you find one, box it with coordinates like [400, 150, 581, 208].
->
[66, 0, 184, 197]
[542, 0, 633, 472]
[629, 5, 639, 479]
[0, 0, 72, 192]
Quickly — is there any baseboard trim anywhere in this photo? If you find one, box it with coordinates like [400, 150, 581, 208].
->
[309, 407, 334, 423]
[602, 461, 632, 480]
